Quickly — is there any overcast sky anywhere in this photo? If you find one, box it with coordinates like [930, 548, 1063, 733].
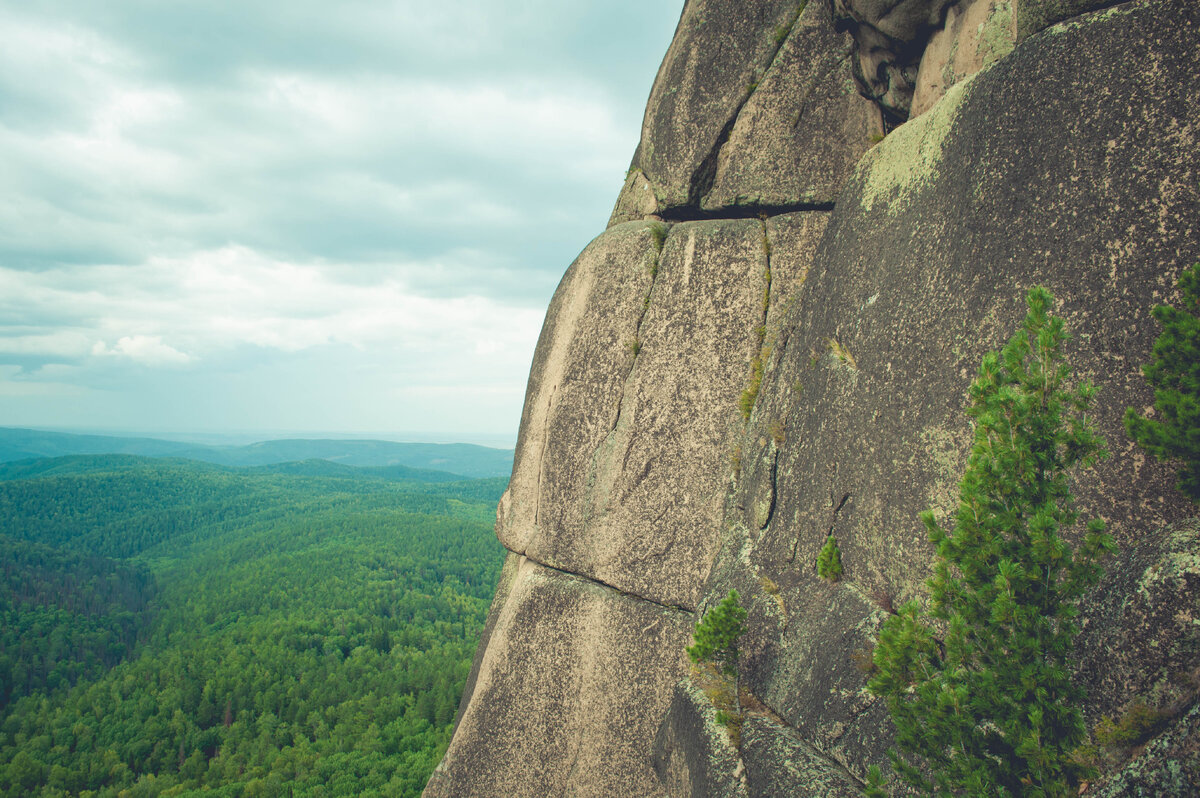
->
[0, 1, 683, 447]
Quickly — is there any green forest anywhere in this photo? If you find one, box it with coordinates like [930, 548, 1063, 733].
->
[0, 454, 507, 797]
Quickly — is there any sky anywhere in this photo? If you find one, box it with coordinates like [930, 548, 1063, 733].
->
[0, 0, 683, 447]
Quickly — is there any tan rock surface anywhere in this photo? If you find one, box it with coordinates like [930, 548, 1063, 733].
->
[633, 0, 813, 212]
[911, 0, 1016, 117]
[503, 218, 779, 610]
[702, 0, 880, 210]
[424, 556, 693, 798]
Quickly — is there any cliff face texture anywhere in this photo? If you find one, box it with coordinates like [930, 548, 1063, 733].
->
[425, 0, 1199, 795]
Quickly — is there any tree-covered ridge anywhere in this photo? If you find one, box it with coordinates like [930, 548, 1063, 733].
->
[0, 456, 506, 797]
[0, 537, 156, 710]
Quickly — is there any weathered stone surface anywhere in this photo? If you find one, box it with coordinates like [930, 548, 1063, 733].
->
[701, 0, 1198, 782]
[770, 0, 1197, 578]
[1094, 701, 1200, 797]
[911, 0, 1016, 117]
[632, 0, 813, 212]
[1016, 0, 1122, 41]
[833, 0, 958, 121]
[1077, 519, 1200, 720]
[651, 678, 748, 798]
[744, 578, 892, 776]
[741, 716, 866, 797]
[424, 557, 693, 798]
[702, 0, 881, 210]
[609, 167, 661, 226]
[501, 217, 776, 610]
[429, 1, 1199, 795]
[497, 220, 659, 559]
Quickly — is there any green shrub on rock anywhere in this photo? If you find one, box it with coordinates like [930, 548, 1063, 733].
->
[868, 287, 1114, 796]
[1124, 262, 1200, 504]
[816, 533, 843, 581]
[688, 589, 747, 725]
[687, 589, 746, 680]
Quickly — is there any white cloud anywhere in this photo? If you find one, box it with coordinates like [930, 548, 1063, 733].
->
[0, 244, 544, 369]
[92, 335, 191, 365]
[0, 0, 683, 436]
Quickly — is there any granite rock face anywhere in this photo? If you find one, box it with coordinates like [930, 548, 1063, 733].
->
[499, 217, 773, 610]
[424, 555, 693, 798]
[700, 0, 880, 210]
[428, 0, 1199, 794]
[620, 0, 878, 217]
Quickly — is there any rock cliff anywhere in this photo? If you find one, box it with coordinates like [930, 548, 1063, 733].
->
[425, 0, 1199, 795]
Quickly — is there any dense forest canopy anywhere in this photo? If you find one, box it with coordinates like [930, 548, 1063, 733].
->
[0, 454, 506, 797]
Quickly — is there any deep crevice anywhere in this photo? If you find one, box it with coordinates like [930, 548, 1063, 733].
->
[659, 200, 835, 223]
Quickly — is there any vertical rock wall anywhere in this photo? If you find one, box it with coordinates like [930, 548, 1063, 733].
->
[427, 0, 1199, 795]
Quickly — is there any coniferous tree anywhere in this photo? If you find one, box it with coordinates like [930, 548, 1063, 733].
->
[869, 287, 1114, 796]
[816, 534, 843, 581]
[687, 589, 747, 715]
[1124, 262, 1200, 503]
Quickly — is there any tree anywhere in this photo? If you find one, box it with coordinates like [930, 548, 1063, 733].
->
[868, 287, 1114, 796]
[687, 589, 747, 716]
[816, 534, 843, 581]
[1124, 262, 1200, 503]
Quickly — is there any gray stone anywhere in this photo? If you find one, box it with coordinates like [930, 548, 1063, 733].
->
[424, 557, 694, 798]
[1016, 0, 1123, 41]
[501, 217, 776, 610]
[1076, 519, 1200, 721]
[651, 677, 749, 798]
[1093, 701, 1200, 797]
[633, 0, 814, 211]
[702, 0, 881, 210]
[741, 716, 866, 797]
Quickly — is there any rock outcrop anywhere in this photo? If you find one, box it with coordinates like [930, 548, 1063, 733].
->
[426, 0, 1199, 795]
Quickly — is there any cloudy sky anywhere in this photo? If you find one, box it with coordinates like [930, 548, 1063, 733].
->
[0, 1, 683, 447]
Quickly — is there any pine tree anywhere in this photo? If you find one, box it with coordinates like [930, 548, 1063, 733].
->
[1124, 262, 1200, 503]
[687, 589, 747, 715]
[816, 533, 843, 581]
[868, 287, 1114, 796]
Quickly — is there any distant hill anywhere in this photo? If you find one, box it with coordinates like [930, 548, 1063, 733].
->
[0, 427, 514, 478]
[0, 427, 194, 462]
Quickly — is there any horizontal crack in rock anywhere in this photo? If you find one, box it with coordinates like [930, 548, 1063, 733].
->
[659, 201, 835, 222]
[509, 548, 697, 615]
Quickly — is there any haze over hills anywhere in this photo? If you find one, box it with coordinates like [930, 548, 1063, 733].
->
[0, 427, 514, 479]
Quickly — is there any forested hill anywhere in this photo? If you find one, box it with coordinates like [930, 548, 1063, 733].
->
[0, 455, 507, 797]
[0, 427, 515, 479]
